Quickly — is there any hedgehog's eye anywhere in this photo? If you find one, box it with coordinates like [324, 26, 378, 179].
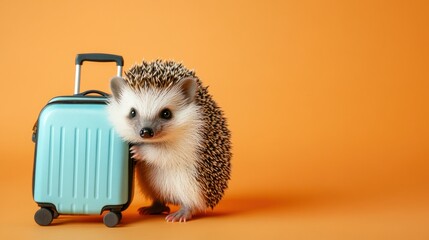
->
[160, 108, 172, 120]
[129, 108, 137, 119]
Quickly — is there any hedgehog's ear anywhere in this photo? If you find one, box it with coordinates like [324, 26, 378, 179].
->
[110, 76, 126, 101]
[178, 77, 197, 104]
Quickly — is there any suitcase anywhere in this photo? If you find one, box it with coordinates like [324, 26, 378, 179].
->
[32, 53, 132, 227]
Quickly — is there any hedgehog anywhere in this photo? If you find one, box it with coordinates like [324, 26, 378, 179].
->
[106, 60, 231, 222]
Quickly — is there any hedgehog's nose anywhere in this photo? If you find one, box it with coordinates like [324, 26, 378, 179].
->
[140, 128, 154, 138]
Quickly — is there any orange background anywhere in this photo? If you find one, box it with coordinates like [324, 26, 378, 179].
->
[0, 0, 428, 239]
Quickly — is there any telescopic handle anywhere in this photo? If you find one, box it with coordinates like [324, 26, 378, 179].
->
[75, 53, 124, 66]
[74, 53, 124, 94]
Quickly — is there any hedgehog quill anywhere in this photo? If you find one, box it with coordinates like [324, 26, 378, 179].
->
[107, 60, 231, 222]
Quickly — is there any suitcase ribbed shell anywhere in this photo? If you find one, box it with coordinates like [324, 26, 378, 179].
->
[33, 97, 130, 214]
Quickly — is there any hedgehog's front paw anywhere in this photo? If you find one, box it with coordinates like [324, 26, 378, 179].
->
[165, 207, 193, 223]
[130, 145, 143, 161]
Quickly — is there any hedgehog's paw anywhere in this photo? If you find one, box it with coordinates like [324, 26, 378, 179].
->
[165, 207, 193, 223]
[130, 145, 143, 161]
[138, 201, 170, 215]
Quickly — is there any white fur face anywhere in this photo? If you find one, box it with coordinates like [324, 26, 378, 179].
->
[107, 77, 202, 146]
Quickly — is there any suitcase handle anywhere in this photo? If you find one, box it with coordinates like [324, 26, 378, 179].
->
[77, 89, 110, 97]
[75, 53, 124, 66]
[74, 53, 124, 95]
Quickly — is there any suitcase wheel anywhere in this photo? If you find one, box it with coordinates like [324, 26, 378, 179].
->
[103, 211, 122, 227]
[34, 208, 54, 226]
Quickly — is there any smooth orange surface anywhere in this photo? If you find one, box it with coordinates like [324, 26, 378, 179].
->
[1, 0, 428, 239]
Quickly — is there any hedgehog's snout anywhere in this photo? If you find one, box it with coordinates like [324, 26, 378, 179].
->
[140, 127, 155, 138]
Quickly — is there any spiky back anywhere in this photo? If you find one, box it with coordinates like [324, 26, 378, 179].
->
[124, 60, 231, 209]
[124, 60, 196, 90]
[195, 85, 232, 208]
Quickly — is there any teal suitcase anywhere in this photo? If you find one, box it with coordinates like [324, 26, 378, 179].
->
[32, 54, 132, 227]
